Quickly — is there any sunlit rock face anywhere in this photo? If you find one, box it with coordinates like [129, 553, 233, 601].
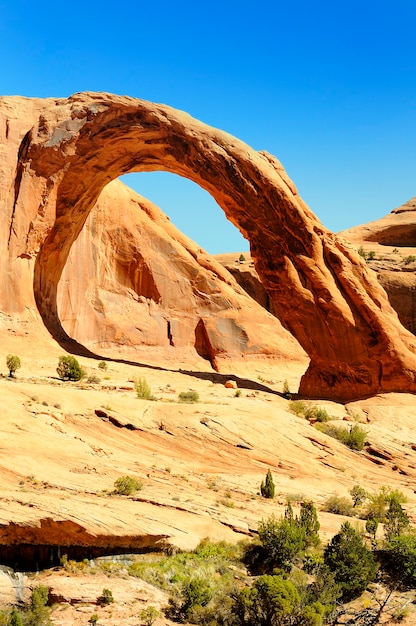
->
[339, 197, 416, 336]
[1, 91, 416, 400]
[58, 178, 303, 368]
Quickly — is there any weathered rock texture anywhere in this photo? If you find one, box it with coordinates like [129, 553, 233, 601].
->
[1, 92, 416, 400]
[339, 197, 416, 335]
[58, 179, 302, 368]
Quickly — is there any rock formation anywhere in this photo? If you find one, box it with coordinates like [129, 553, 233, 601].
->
[1, 91, 416, 400]
[339, 197, 416, 336]
[58, 179, 302, 368]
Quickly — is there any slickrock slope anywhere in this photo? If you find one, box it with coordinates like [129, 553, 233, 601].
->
[1, 335, 416, 623]
[2, 92, 416, 399]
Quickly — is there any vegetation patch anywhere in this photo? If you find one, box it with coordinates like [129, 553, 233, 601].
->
[113, 475, 143, 495]
[315, 422, 367, 450]
[178, 390, 199, 403]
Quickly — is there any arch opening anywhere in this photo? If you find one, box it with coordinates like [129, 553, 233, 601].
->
[55, 170, 254, 362]
[119, 172, 249, 255]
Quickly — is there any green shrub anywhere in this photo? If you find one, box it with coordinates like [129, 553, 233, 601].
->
[232, 575, 300, 625]
[29, 585, 51, 625]
[289, 401, 332, 422]
[367, 250, 376, 260]
[386, 532, 416, 586]
[98, 360, 108, 371]
[282, 379, 291, 399]
[9, 609, 24, 626]
[349, 484, 367, 507]
[289, 400, 307, 416]
[6, 354, 21, 378]
[178, 390, 199, 403]
[404, 255, 416, 265]
[260, 468, 275, 499]
[315, 422, 367, 451]
[304, 406, 332, 422]
[87, 374, 101, 384]
[384, 498, 410, 541]
[97, 588, 114, 606]
[324, 521, 377, 601]
[113, 475, 143, 495]
[134, 377, 155, 400]
[57, 355, 83, 381]
[255, 502, 319, 571]
[365, 486, 407, 523]
[140, 606, 159, 626]
[323, 495, 354, 517]
[88, 614, 99, 625]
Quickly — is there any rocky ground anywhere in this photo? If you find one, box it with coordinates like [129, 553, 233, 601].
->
[1, 317, 416, 624]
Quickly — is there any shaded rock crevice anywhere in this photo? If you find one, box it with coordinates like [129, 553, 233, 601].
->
[0, 518, 168, 571]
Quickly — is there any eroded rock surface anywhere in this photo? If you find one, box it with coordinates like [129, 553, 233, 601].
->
[1, 92, 416, 400]
[58, 179, 302, 368]
[339, 197, 416, 336]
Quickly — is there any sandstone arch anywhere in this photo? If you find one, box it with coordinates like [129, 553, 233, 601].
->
[3, 92, 416, 400]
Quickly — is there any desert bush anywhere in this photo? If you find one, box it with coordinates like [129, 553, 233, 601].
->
[97, 588, 114, 606]
[323, 494, 354, 517]
[349, 484, 367, 507]
[315, 422, 367, 451]
[304, 406, 332, 422]
[232, 575, 300, 625]
[178, 390, 199, 403]
[6, 354, 21, 378]
[254, 502, 319, 572]
[140, 605, 159, 626]
[98, 360, 108, 371]
[404, 255, 416, 265]
[260, 468, 275, 499]
[282, 379, 291, 399]
[113, 475, 143, 495]
[29, 585, 51, 625]
[289, 400, 307, 416]
[134, 377, 155, 400]
[384, 498, 410, 541]
[56, 355, 83, 381]
[289, 400, 332, 422]
[365, 486, 407, 523]
[386, 531, 416, 586]
[88, 615, 99, 625]
[324, 521, 377, 601]
[87, 374, 101, 384]
[9, 609, 23, 626]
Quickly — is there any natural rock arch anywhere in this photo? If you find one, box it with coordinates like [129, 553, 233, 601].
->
[6, 92, 416, 400]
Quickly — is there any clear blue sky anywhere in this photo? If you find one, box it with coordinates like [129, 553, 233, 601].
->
[1, 0, 415, 253]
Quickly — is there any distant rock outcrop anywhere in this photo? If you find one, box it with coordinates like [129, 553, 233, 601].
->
[1, 92, 416, 400]
[339, 197, 416, 336]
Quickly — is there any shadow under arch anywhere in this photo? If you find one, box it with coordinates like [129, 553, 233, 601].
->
[31, 92, 416, 401]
